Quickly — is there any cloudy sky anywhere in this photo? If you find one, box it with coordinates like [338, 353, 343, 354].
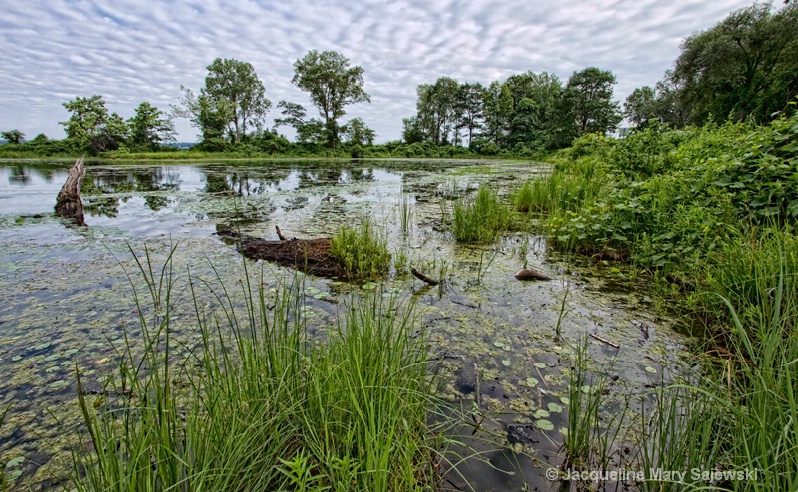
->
[1, 0, 755, 143]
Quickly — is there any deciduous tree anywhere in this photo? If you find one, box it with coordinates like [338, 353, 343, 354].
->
[128, 102, 175, 149]
[1, 129, 24, 144]
[291, 50, 370, 149]
[60, 95, 129, 153]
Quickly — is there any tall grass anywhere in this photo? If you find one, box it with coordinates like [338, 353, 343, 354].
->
[71, 245, 439, 491]
[330, 218, 391, 280]
[453, 185, 511, 243]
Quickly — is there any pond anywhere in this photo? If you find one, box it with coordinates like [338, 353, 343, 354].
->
[0, 159, 689, 490]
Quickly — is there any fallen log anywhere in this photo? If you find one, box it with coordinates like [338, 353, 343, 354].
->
[411, 267, 441, 286]
[54, 158, 86, 226]
[514, 268, 552, 281]
[218, 226, 340, 278]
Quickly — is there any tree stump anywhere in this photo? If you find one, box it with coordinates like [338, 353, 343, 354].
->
[54, 158, 86, 226]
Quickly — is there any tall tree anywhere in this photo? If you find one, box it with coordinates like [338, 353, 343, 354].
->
[1, 129, 24, 144]
[291, 50, 370, 149]
[415, 77, 459, 145]
[674, 3, 798, 123]
[563, 67, 622, 137]
[61, 95, 129, 153]
[173, 58, 270, 146]
[455, 82, 485, 146]
[504, 71, 564, 150]
[204, 58, 271, 142]
[128, 102, 175, 149]
[624, 86, 657, 127]
[481, 81, 514, 146]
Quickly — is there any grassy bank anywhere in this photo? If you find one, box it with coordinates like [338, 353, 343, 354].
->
[70, 246, 441, 491]
[522, 108, 798, 489]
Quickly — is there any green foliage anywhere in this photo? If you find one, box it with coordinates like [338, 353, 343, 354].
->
[1, 129, 24, 144]
[330, 219, 391, 280]
[562, 67, 622, 139]
[291, 50, 370, 149]
[713, 110, 798, 220]
[673, 2, 798, 124]
[127, 102, 175, 150]
[173, 58, 271, 146]
[61, 95, 129, 154]
[453, 185, 511, 243]
[72, 246, 438, 492]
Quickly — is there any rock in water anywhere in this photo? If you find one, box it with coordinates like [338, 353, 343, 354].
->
[514, 268, 552, 281]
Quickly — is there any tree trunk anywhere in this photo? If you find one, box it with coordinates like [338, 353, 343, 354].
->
[55, 158, 86, 226]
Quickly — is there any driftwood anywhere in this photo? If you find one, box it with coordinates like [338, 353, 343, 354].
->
[514, 268, 552, 281]
[411, 267, 440, 286]
[276, 225, 287, 241]
[54, 158, 86, 226]
[218, 226, 339, 278]
[589, 333, 620, 349]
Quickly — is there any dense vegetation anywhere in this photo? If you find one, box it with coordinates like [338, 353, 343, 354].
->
[2, 2, 793, 160]
[521, 105, 798, 489]
[70, 248, 439, 492]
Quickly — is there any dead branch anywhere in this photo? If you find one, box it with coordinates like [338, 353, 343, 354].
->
[411, 267, 440, 286]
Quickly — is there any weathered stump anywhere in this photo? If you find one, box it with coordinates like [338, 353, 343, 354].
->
[54, 158, 86, 226]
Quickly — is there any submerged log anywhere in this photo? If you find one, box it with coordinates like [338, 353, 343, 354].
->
[411, 267, 441, 286]
[219, 226, 340, 278]
[54, 158, 86, 226]
[514, 268, 552, 281]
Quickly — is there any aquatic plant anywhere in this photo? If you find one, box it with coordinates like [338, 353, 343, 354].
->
[453, 185, 511, 244]
[330, 218, 391, 280]
[71, 245, 441, 491]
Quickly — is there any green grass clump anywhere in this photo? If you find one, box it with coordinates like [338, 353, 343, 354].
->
[330, 219, 391, 280]
[72, 245, 438, 492]
[453, 185, 511, 243]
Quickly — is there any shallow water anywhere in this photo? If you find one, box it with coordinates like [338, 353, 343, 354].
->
[0, 159, 688, 490]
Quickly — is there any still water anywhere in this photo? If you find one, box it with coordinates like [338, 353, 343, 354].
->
[0, 160, 686, 490]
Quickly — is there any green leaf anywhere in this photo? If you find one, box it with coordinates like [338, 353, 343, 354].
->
[536, 419, 554, 431]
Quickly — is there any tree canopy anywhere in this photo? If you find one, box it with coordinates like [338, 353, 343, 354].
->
[174, 58, 271, 148]
[672, 2, 798, 123]
[291, 50, 370, 149]
[60, 95, 129, 153]
[1, 129, 24, 144]
[128, 102, 175, 149]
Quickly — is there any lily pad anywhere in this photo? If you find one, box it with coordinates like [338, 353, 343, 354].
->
[501, 359, 511, 367]
[44, 354, 61, 362]
[7, 469, 22, 480]
[64, 349, 79, 356]
[534, 362, 546, 368]
[31, 342, 51, 351]
[533, 409, 550, 419]
[49, 379, 66, 388]
[560, 396, 570, 405]
[525, 377, 539, 387]
[580, 385, 592, 394]
[645, 366, 658, 373]
[5, 456, 24, 468]
[536, 419, 554, 431]
[11, 355, 22, 362]
[547, 402, 563, 413]
[362, 282, 378, 291]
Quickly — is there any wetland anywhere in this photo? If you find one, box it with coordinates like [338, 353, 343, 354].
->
[1, 159, 687, 490]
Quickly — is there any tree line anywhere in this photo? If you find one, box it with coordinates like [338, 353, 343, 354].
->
[2, 2, 796, 157]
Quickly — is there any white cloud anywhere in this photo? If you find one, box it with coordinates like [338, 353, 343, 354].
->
[0, 0, 756, 142]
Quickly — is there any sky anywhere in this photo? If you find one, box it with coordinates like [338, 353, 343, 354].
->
[0, 0, 757, 144]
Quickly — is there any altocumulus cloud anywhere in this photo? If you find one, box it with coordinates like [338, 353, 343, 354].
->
[0, 0, 753, 143]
